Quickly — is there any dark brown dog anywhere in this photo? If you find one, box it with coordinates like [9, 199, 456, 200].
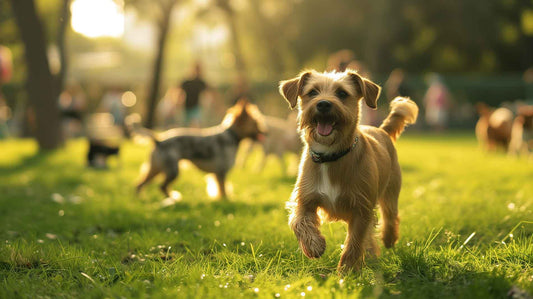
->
[475, 103, 513, 151]
[279, 69, 418, 272]
[509, 105, 533, 156]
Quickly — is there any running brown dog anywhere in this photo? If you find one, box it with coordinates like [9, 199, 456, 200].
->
[279, 69, 418, 272]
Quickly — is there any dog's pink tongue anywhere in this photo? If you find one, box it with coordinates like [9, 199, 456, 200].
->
[317, 122, 333, 136]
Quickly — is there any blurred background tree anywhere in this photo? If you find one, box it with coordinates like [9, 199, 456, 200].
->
[125, 0, 181, 129]
[6, 0, 69, 150]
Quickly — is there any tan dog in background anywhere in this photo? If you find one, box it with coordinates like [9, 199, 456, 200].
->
[279, 70, 418, 272]
[239, 112, 302, 175]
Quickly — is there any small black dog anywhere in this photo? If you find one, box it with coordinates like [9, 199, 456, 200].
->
[87, 140, 120, 168]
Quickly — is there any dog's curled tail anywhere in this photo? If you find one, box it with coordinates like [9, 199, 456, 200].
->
[380, 97, 418, 141]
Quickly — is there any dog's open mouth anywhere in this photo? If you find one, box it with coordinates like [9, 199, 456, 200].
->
[316, 120, 336, 136]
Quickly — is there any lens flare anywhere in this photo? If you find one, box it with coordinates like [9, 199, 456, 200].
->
[71, 0, 124, 38]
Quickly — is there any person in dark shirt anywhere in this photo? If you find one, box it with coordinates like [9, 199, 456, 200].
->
[179, 62, 207, 127]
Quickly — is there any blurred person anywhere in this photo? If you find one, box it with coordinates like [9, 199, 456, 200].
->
[524, 67, 533, 103]
[0, 46, 13, 85]
[177, 62, 209, 127]
[326, 49, 354, 72]
[100, 87, 126, 126]
[0, 45, 13, 138]
[59, 83, 87, 138]
[347, 61, 377, 126]
[156, 87, 180, 129]
[326, 50, 372, 78]
[385, 68, 411, 101]
[423, 74, 451, 131]
[327, 50, 378, 125]
[229, 74, 254, 105]
[201, 88, 224, 127]
[0, 98, 10, 139]
[345, 60, 372, 79]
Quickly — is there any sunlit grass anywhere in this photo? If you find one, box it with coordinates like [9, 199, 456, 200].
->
[0, 133, 531, 298]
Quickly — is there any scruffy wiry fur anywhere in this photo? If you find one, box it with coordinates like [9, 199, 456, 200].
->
[279, 69, 418, 272]
[134, 100, 266, 199]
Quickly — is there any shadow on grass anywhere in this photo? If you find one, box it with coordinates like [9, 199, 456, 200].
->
[360, 263, 512, 298]
[0, 151, 52, 176]
[168, 200, 280, 215]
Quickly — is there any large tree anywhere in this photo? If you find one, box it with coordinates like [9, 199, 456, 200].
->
[214, 0, 247, 79]
[54, 0, 72, 99]
[9, 0, 63, 150]
[128, 0, 180, 129]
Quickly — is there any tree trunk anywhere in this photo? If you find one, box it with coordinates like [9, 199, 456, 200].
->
[55, 0, 72, 98]
[9, 0, 63, 150]
[144, 1, 175, 129]
[249, 0, 284, 76]
[225, 12, 246, 78]
[217, 0, 247, 80]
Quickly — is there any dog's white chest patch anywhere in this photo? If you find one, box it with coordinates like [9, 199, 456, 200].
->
[316, 164, 340, 205]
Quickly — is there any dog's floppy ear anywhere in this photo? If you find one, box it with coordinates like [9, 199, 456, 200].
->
[349, 72, 381, 109]
[279, 72, 311, 109]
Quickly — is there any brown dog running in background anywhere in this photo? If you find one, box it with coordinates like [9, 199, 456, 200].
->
[134, 100, 266, 198]
[279, 70, 418, 272]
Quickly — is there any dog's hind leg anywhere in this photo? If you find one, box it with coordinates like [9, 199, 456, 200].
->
[160, 164, 179, 198]
[364, 217, 381, 258]
[136, 163, 160, 194]
[379, 177, 401, 248]
[215, 172, 227, 199]
[256, 151, 268, 173]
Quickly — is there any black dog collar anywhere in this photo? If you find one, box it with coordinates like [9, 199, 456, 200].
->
[310, 137, 359, 163]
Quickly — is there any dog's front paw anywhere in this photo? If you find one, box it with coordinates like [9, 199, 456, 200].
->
[299, 233, 326, 259]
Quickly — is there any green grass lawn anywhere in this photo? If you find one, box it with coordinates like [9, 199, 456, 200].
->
[0, 133, 532, 298]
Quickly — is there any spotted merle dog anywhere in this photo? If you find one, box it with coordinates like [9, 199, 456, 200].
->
[135, 100, 266, 198]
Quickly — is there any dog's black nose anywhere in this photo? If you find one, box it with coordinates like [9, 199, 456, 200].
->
[316, 100, 332, 113]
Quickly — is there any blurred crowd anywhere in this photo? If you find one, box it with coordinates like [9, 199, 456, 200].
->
[1, 45, 533, 149]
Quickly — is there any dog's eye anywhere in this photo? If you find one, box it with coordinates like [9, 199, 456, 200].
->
[336, 89, 349, 99]
[307, 89, 319, 97]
